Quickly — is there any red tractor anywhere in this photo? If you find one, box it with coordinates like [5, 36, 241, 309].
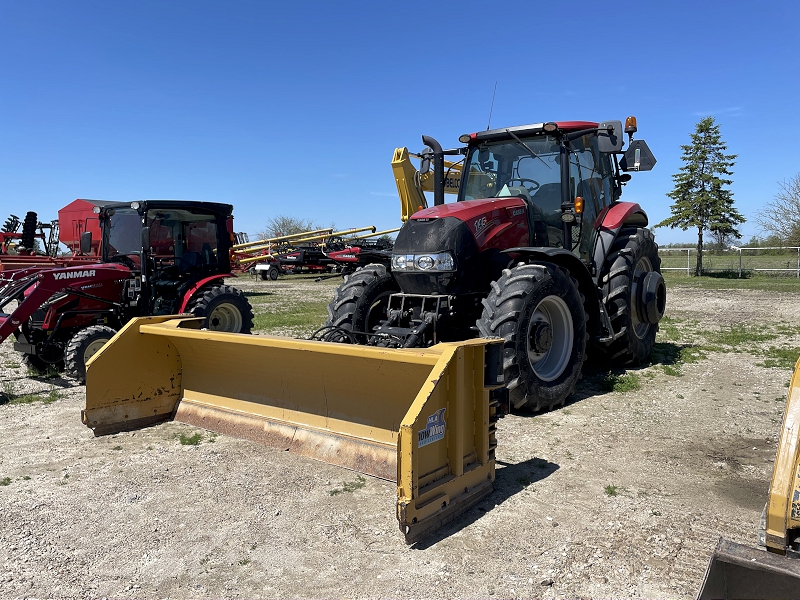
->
[324, 118, 665, 411]
[0, 200, 254, 381]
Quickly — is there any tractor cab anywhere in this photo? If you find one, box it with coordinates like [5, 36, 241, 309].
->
[455, 120, 655, 264]
[90, 200, 234, 316]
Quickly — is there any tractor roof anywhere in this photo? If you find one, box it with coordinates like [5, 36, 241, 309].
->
[94, 200, 234, 218]
[464, 121, 599, 144]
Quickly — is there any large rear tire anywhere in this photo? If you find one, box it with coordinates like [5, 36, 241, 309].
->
[64, 325, 117, 383]
[325, 263, 400, 343]
[595, 227, 664, 364]
[189, 285, 254, 333]
[477, 262, 587, 411]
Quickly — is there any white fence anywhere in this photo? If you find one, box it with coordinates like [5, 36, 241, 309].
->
[658, 246, 800, 277]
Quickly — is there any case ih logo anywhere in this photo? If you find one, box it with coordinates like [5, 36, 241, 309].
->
[53, 269, 96, 281]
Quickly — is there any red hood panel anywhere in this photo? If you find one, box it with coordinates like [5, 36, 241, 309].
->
[410, 198, 525, 223]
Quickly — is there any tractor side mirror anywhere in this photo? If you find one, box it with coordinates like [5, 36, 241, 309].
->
[597, 120, 624, 153]
[419, 149, 432, 175]
[620, 140, 657, 172]
[80, 231, 92, 255]
[141, 226, 151, 250]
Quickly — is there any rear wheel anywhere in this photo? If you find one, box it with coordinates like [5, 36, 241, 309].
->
[64, 325, 117, 383]
[189, 285, 254, 333]
[325, 263, 400, 343]
[477, 262, 587, 411]
[595, 227, 665, 364]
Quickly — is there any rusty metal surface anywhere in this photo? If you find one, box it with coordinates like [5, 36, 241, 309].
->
[174, 400, 397, 481]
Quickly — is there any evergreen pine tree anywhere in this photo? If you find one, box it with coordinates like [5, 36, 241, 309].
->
[656, 116, 744, 275]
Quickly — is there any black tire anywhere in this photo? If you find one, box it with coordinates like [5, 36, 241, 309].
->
[15, 331, 65, 375]
[595, 227, 662, 364]
[21, 211, 37, 250]
[267, 265, 279, 280]
[189, 284, 254, 333]
[259, 270, 269, 281]
[64, 325, 117, 383]
[325, 263, 400, 343]
[477, 262, 587, 411]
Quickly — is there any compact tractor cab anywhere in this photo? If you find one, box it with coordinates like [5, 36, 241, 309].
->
[326, 118, 666, 410]
[0, 200, 253, 381]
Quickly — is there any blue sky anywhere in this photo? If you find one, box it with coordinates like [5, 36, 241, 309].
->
[1, 1, 798, 245]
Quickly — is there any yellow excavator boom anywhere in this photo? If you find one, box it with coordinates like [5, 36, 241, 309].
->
[83, 316, 502, 543]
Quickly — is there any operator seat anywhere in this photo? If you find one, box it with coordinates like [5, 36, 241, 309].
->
[178, 251, 202, 274]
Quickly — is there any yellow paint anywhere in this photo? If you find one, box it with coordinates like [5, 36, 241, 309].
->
[85, 316, 502, 543]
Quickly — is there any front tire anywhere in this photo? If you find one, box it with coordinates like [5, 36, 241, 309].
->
[596, 227, 664, 364]
[189, 285, 254, 333]
[64, 325, 117, 383]
[478, 262, 587, 411]
[325, 263, 400, 343]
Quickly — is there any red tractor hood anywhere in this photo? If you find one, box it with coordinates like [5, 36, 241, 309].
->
[410, 198, 525, 222]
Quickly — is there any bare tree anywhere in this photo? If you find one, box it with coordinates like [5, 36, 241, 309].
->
[756, 174, 800, 246]
[256, 215, 329, 240]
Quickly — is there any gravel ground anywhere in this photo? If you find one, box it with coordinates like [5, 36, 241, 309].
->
[1, 279, 799, 599]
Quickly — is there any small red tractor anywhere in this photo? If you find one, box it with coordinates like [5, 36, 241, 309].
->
[0, 200, 254, 381]
[324, 118, 666, 411]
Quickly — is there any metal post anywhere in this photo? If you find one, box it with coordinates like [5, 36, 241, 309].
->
[738, 247, 742, 279]
[687, 249, 691, 276]
[796, 247, 799, 278]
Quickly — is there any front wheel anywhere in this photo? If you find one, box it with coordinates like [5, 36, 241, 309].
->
[325, 263, 400, 343]
[64, 325, 117, 383]
[595, 227, 665, 364]
[477, 262, 587, 411]
[189, 285, 254, 333]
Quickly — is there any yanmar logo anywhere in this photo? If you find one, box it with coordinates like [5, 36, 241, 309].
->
[53, 269, 96, 281]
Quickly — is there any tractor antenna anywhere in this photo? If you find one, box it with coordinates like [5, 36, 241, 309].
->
[486, 82, 497, 130]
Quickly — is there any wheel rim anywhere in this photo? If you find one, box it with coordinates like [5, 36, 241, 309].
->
[83, 338, 108, 364]
[526, 295, 573, 382]
[631, 257, 653, 339]
[208, 303, 243, 332]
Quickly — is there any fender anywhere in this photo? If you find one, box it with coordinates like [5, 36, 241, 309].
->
[179, 273, 235, 313]
[592, 202, 649, 285]
[501, 247, 602, 340]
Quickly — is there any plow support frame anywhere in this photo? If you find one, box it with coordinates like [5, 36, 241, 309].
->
[84, 316, 502, 543]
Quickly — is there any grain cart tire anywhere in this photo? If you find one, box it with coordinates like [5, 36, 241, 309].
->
[326, 263, 400, 343]
[267, 265, 279, 280]
[478, 262, 587, 411]
[65, 325, 117, 383]
[596, 227, 664, 365]
[21, 211, 37, 250]
[189, 285, 254, 334]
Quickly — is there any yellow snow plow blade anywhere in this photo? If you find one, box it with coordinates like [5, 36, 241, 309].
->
[83, 316, 503, 543]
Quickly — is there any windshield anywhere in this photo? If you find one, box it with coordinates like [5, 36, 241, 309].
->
[461, 133, 615, 255]
[105, 208, 142, 261]
[461, 134, 562, 213]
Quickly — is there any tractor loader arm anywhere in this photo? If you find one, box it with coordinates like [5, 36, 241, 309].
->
[392, 147, 462, 222]
[697, 356, 800, 599]
[84, 316, 503, 543]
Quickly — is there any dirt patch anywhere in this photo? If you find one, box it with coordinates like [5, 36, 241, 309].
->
[0, 280, 796, 598]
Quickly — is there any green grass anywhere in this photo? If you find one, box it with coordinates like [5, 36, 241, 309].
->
[706, 324, 778, 348]
[663, 271, 800, 293]
[329, 475, 367, 496]
[604, 485, 618, 496]
[757, 347, 800, 369]
[22, 475, 31, 481]
[601, 372, 641, 393]
[179, 432, 203, 446]
[0, 381, 60, 406]
[3, 362, 20, 368]
[252, 300, 329, 331]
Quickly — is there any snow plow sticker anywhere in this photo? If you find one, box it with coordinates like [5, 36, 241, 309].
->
[53, 269, 96, 280]
[418, 408, 446, 448]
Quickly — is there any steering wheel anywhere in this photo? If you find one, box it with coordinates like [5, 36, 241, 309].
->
[109, 255, 136, 269]
[505, 178, 541, 194]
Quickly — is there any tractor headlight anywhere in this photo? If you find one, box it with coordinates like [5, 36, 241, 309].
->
[391, 252, 455, 272]
[391, 254, 409, 270]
